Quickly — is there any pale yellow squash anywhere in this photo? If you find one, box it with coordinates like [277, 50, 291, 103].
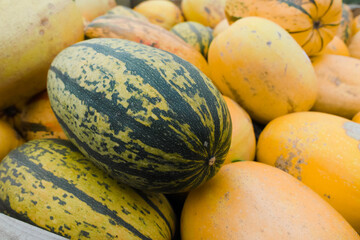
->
[257, 111, 360, 233]
[74, 0, 116, 22]
[213, 18, 229, 37]
[208, 17, 318, 124]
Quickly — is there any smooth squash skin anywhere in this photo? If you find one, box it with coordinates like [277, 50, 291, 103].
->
[213, 19, 229, 37]
[353, 111, 360, 123]
[0, 120, 24, 161]
[85, 15, 210, 77]
[133, 0, 183, 30]
[256, 111, 360, 233]
[181, 161, 360, 240]
[181, 0, 226, 28]
[20, 91, 67, 141]
[320, 36, 350, 56]
[0, 0, 84, 111]
[208, 17, 317, 124]
[311, 54, 360, 119]
[0, 139, 176, 239]
[222, 96, 256, 164]
[349, 31, 360, 59]
[225, 0, 342, 56]
[47, 38, 232, 194]
[74, 0, 116, 22]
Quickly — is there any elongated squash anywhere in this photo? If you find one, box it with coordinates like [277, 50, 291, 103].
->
[47, 38, 232, 193]
[0, 139, 176, 239]
[85, 15, 210, 77]
[0, 0, 84, 111]
[225, 0, 343, 56]
[257, 111, 360, 233]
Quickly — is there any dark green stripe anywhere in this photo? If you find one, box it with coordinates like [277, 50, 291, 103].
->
[21, 122, 48, 132]
[170, 28, 187, 42]
[288, 27, 312, 34]
[318, 0, 334, 19]
[4, 140, 152, 240]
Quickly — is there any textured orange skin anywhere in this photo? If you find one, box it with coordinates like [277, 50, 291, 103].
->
[133, 0, 184, 30]
[0, 0, 84, 111]
[311, 54, 360, 118]
[257, 111, 360, 233]
[222, 96, 255, 164]
[181, 0, 226, 28]
[181, 161, 359, 240]
[85, 15, 210, 77]
[208, 17, 317, 124]
[225, 0, 342, 56]
[20, 91, 66, 141]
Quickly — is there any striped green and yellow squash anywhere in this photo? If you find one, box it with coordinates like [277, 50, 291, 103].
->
[170, 21, 214, 58]
[105, 5, 149, 22]
[47, 38, 232, 194]
[0, 139, 176, 239]
[336, 4, 353, 45]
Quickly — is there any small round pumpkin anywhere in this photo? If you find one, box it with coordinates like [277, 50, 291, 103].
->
[256, 111, 360, 232]
[181, 161, 359, 239]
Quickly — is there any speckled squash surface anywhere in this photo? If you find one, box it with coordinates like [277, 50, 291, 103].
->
[84, 15, 210, 77]
[47, 38, 231, 193]
[171, 21, 213, 58]
[181, 161, 359, 239]
[257, 111, 360, 232]
[0, 139, 176, 239]
[225, 0, 343, 56]
[208, 17, 317, 124]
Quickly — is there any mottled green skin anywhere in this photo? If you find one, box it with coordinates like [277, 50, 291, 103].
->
[0, 139, 176, 240]
[47, 38, 232, 193]
[171, 21, 214, 58]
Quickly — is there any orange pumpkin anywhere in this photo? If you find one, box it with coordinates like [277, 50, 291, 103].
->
[181, 161, 359, 239]
[225, 0, 343, 56]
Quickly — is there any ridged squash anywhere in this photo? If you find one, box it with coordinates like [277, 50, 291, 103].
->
[311, 54, 360, 118]
[181, 161, 360, 239]
[0, 139, 176, 239]
[181, 0, 226, 28]
[225, 0, 343, 56]
[0, 0, 84, 111]
[85, 15, 210, 77]
[222, 96, 256, 164]
[208, 16, 318, 124]
[171, 21, 214, 58]
[47, 38, 232, 193]
[256, 111, 360, 233]
[20, 91, 66, 141]
[133, 0, 183, 30]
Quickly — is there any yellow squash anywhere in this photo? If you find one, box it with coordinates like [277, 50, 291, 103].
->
[0, 0, 84, 111]
[225, 0, 343, 56]
[181, 161, 359, 239]
[320, 36, 350, 56]
[181, 0, 226, 28]
[74, 0, 116, 22]
[257, 111, 360, 233]
[311, 54, 360, 118]
[222, 96, 256, 164]
[208, 17, 317, 124]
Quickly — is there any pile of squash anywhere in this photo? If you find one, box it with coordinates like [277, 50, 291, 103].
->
[1, 0, 360, 239]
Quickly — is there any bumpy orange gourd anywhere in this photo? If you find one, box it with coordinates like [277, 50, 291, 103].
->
[181, 0, 226, 28]
[20, 91, 66, 141]
[222, 96, 255, 164]
[225, 0, 342, 56]
[257, 111, 360, 233]
[311, 54, 360, 118]
[181, 161, 360, 239]
[208, 17, 317, 124]
[133, 0, 183, 30]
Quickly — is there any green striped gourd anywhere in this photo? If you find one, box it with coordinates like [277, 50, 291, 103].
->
[47, 38, 232, 193]
[105, 5, 149, 22]
[0, 139, 176, 239]
[171, 21, 214, 58]
[336, 4, 353, 45]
